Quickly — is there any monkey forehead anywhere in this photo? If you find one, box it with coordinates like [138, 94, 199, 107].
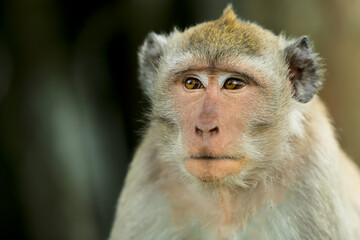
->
[182, 6, 277, 55]
[161, 49, 284, 85]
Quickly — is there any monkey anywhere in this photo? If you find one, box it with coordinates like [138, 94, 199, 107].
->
[109, 5, 360, 240]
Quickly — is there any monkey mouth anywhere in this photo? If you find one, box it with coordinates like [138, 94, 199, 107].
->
[184, 154, 247, 181]
[188, 154, 240, 160]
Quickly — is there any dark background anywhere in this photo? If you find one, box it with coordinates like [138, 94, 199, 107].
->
[0, 0, 359, 239]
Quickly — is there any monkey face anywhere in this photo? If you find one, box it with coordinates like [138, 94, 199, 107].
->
[170, 65, 269, 182]
[139, 6, 320, 185]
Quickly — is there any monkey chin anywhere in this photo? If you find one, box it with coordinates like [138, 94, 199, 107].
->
[184, 157, 248, 182]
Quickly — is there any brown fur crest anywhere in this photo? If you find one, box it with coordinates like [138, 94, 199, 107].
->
[185, 5, 265, 54]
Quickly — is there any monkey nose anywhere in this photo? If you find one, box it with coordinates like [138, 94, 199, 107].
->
[195, 119, 219, 137]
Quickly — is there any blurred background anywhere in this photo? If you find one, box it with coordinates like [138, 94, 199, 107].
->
[0, 0, 359, 239]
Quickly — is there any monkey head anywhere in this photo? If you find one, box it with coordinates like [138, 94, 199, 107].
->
[138, 6, 322, 185]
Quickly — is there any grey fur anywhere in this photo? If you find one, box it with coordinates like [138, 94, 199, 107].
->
[285, 36, 321, 103]
[138, 32, 168, 98]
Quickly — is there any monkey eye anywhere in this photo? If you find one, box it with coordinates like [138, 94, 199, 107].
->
[223, 78, 246, 90]
[184, 77, 203, 90]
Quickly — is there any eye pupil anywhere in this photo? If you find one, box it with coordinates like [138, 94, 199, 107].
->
[186, 80, 195, 89]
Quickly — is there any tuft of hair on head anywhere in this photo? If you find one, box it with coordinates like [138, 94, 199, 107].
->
[220, 4, 238, 22]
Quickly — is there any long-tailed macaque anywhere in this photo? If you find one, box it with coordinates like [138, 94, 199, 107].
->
[110, 5, 360, 240]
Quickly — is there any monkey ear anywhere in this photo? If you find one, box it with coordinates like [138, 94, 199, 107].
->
[285, 36, 321, 103]
[138, 32, 168, 98]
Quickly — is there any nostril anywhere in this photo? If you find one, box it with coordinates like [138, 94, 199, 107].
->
[195, 125, 219, 137]
[209, 126, 219, 135]
[195, 127, 203, 136]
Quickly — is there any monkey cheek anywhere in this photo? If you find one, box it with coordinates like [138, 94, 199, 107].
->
[184, 158, 248, 182]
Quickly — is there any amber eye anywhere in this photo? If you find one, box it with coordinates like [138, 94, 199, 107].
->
[223, 79, 246, 90]
[184, 78, 203, 89]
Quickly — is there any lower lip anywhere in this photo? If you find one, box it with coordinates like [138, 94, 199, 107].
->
[184, 157, 247, 182]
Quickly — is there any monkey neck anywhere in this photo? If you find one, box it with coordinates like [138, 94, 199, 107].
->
[217, 187, 233, 238]
[217, 187, 231, 224]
